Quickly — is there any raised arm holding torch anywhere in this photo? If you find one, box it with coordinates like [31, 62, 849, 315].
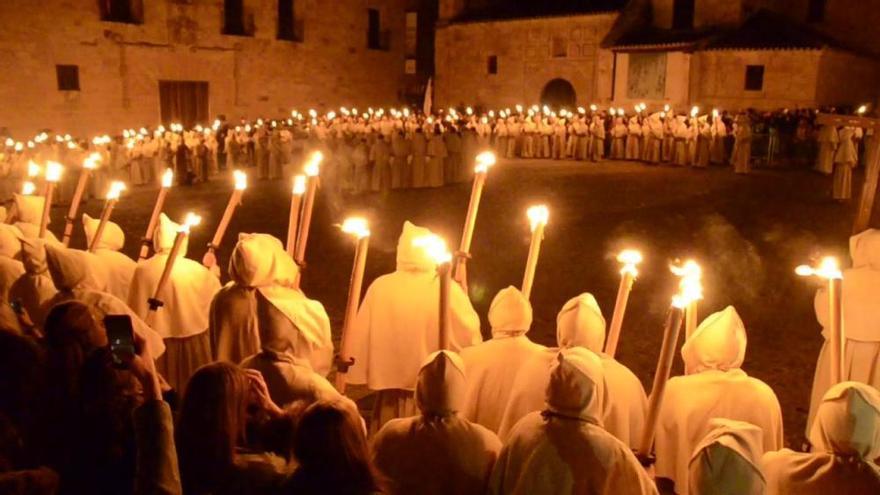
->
[334, 217, 371, 393]
[88, 181, 126, 252]
[604, 249, 643, 358]
[287, 175, 306, 256]
[453, 151, 496, 286]
[62, 153, 100, 246]
[521, 205, 548, 300]
[202, 170, 247, 269]
[39, 161, 63, 239]
[797, 257, 844, 385]
[139, 169, 173, 260]
[146, 213, 201, 326]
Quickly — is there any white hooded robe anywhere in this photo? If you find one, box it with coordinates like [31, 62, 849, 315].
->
[9, 237, 56, 324]
[0, 224, 25, 300]
[688, 418, 766, 495]
[82, 214, 137, 302]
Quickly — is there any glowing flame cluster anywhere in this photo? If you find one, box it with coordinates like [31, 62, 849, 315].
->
[106, 181, 126, 200]
[178, 212, 202, 233]
[796, 256, 842, 280]
[45, 161, 63, 182]
[341, 217, 370, 238]
[413, 234, 452, 265]
[233, 170, 248, 190]
[475, 151, 496, 174]
[526, 205, 549, 232]
[292, 175, 307, 195]
[27, 161, 41, 178]
[670, 259, 703, 309]
[305, 151, 323, 177]
[84, 152, 101, 170]
[21, 181, 36, 195]
[617, 249, 643, 277]
[690, 106, 700, 117]
[161, 169, 174, 188]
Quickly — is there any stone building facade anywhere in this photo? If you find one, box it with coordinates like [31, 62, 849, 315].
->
[0, 0, 432, 136]
[435, 0, 880, 111]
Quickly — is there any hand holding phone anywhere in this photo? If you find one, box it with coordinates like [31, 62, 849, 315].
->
[104, 314, 136, 369]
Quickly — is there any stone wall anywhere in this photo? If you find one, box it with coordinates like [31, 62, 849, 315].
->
[815, 49, 880, 107]
[0, 0, 417, 136]
[434, 13, 618, 109]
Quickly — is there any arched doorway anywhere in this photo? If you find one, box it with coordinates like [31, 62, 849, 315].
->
[540, 78, 577, 109]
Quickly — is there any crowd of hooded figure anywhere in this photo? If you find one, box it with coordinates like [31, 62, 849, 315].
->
[0, 104, 870, 205]
[0, 156, 879, 495]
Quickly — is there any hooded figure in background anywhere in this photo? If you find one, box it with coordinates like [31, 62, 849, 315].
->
[488, 348, 657, 495]
[496, 293, 647, 447]
[0, 223, 25, 300]
[9, 237, 56, 324]
[688, 418, 766, 495]
[127, 213, 220, 391]
[82, 214, 136, 301]
[10, 193, 60, 243]
[625, 116, 642, 160]
[460, 287, 546, 433]
[763, 382, 880, 494]
[808, 229, 880, 435]
[373, 351, 502, 495]
[815, 123, 838, 175]
[241, 291, 338, 407]
[655, 306, 783, 495]
[42, 243, 165, 357]
[732, 114, 753, 174]
[345, 221, 482, 433]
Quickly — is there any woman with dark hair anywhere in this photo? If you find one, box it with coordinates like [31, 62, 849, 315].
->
[284, 400, 385, 495]
[175, 362, 288, 495]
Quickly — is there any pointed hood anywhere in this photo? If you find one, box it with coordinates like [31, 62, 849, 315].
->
[850, 229, 880, 269]
[689, 418, 766, 495]
[19, 237, 48, 275]
[415, 350, 467, 416]
[556, 293, 606, 352]
[45, 244, 102, 291]
[82, 213, 125, 251]
[809, 381, 880, 460]
[545, 347, 604, 423]
[396, 221, 435, 271]
[681, 306, 747, 373]
[13, 193, 45, 225]
[229, 233, 292, 288]
[0, 224, 23, 259]
[153, 213, 188, 255]
[488, 286, 532, 336]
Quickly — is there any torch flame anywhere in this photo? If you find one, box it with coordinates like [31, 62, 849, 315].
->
[618, 249, 643, 277]
[161, 169, 174, 188]
[179, 212, 202, 233]
[106, 181, 126, 200]
[796, 256, 842, 280]
[857, 105, 868, 115]
[671, 259, 703, 308]
[293, 175, 307, 195]
[413, 234, 452, 265]
[341, 217, 370, 238]
[691, 106, 699, 117]
[305, 151, 323, 176]
[45, 161, 63, 182]
[233, 170, 248, 190]
[526, 205, 549, 232]
[84, 152, 101, 170]
[475, 151, 497, 173]
[21, 181, 36, 195]
[27, 161, 41, 178]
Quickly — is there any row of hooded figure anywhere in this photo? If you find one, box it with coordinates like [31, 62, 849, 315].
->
[1, 190, 879, 494]
[814, 124, 866, 201]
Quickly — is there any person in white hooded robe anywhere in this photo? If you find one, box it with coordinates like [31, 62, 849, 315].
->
[10, 193, 61, 243]
[655, 306, 783, 495]
[807, 228, 880, 436]
[373, 350, 502, 495]
[9, 237, 56, 325]
[82, 214, 136, 301]
[209, 233, 333, 373]
[489, 347, 658, 495]
[42, 243, 165, 357]
[345, 221, 482, 433]
[497, 293, 647, 449]
[460, 286, 546, 433]
[127, 213, 220, 392]
[763, 381, 880, 494]
[0, 223, 25, 301]
[688, 418, 766, 495]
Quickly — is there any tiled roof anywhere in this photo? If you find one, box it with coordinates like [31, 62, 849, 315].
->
[608, 27, 717, 51]
[451, 0, 627, 23]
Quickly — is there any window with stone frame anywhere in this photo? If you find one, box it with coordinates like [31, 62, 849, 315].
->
[98, 0, 143, 24]
[487, 55, 498, 75]
[552, 37, 567, 58]
[367, 8, 390, 51]
[223, 0, 253, 36]
[56, 65, 80, 91]
[744, 65, 765, 91]
[277, 0, 304, 41]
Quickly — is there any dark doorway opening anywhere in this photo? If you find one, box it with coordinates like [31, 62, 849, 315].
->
[159, 81, 209, 128]
[540, 78, 577, 109]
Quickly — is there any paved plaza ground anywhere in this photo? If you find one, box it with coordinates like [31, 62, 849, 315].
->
[55, 157, 874, 448]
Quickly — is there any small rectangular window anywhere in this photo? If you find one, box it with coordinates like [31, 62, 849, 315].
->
[552, 37, 567, 58]
[405, 11, 418, 57]
[56, 65, 80, 91]
[807, 0, 826, 22]
[744, 65, 764, 91]
[223, 0, 252, 36]
[367, 9, 381, 49]
[99, 0, 143, 24]
[487, 55, 498, 74]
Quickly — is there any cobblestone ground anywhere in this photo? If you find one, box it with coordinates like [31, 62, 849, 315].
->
[53, 157, 869, 449]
